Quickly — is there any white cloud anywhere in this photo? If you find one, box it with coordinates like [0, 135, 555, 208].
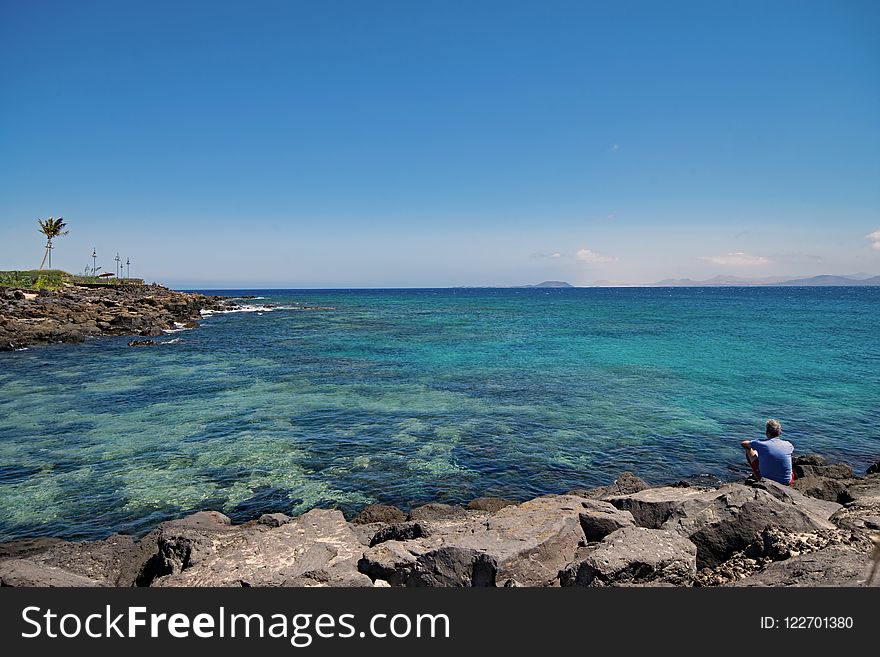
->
[576, 248, 618, 263]
[867, 230, 880, 250]
[699, 252, 771, 266]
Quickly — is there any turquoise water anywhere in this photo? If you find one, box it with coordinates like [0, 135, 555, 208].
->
[1, 287, 878, 541]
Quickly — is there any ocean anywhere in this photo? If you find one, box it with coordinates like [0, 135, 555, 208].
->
[1, 286, 878, 541]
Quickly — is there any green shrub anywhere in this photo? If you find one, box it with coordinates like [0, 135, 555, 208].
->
[0, 269, 67, 290]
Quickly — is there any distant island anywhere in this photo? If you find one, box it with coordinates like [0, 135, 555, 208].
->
[524, 281, 574, 288]
[653, 274, 880, 287]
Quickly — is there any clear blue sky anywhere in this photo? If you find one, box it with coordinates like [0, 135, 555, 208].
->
[1, 0, 878, 287]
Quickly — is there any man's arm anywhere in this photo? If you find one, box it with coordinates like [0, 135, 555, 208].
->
[741, 440, 751, 450]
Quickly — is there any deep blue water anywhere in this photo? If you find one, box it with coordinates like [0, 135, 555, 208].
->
[1, 286, 878, 541]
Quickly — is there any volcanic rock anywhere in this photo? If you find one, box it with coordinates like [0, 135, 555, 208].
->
[559, 526, 697, 587]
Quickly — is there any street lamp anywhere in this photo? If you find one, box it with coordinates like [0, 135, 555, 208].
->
[115, 253, 121, 278]
[126, 258, 130, 279]
[92, 249, 97, 276]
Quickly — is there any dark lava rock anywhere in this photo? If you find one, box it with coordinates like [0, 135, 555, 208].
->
[258, 513, 294, 528]
[793, 454, 827, 467]
[127, 339, 155, 346]
[369, 522, 428, 547]
[794, 461, 854, 481]
[0, 537, 64, 559]
[0, 533, 158, 587]
[0, 284, 234, 350]
[407, 503, 468, 522]
[466, 497, 518, 512]
[792, 474, 848, 503]
[351, 504, 406, 525]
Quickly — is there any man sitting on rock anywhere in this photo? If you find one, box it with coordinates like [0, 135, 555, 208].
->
[741, 419, 794, 485]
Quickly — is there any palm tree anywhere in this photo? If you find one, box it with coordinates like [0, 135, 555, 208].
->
[37, 217, 69, 270]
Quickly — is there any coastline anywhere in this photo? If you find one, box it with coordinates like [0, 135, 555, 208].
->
[0, 284, 236, 351]
[1, 455, 877, 587]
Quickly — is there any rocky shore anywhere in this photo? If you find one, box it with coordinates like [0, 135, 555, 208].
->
[0, 284, 236, 350]
[1, 455, 877, 587]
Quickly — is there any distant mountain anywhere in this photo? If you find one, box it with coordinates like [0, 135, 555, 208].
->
[840, 273, 877, 280]
[526, 281, 574, 288]
[653, 275, 793, 287]
[653, 274, 880, 287]
[775, 275, 880, 287]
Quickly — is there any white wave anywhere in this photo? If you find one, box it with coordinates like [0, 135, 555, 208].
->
[163, 321, 190, 333]
[161, 338, 182, 345]
[14, 347, 29, 351]
[200, 304, 299, 316]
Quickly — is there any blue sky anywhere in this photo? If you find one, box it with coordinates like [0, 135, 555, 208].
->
[1, 0, 878, 287]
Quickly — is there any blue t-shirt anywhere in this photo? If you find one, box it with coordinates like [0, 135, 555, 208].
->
[751, 437, 794, 484]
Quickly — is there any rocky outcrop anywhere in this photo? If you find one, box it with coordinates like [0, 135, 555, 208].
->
[145, 510, 372, 587]
[1, 462, 878, 588]
[607, 481, 841, 568]
[791, 454, 857, 503]
[0, 284, 234, 350]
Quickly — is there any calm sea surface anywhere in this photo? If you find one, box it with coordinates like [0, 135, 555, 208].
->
[1, 287, 878, 541]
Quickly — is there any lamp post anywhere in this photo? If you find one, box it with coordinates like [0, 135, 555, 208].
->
[126, 258, 130, 279]
[92, 249, 97, 276]
[115, 253, 121, 278]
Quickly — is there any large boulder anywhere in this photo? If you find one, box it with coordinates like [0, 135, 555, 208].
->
[792, 475, 848, 503]
[0, 533, 157, 587]
[578, 499, 636, 541]
[730, 546, 875, 587]
[359, 494, 594, 587]
[0, 559, 103, 587]
[148, 509, 371, 587]
[407, 503, 469, 522]
[609, 482, 841, 568]
[560, 527, 697, 587]
[138, 511, 233, 583]
[466, 497, 518, 512]
[831, 474, 880, 534]
[369, 522, 429, 547]
[351, 504, 406, 525]
[607, 486, 711, 529]
[793, 454, 854, 480]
